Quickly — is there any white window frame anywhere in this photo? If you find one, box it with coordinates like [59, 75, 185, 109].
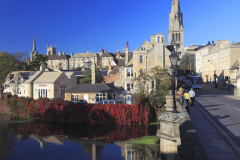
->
[71, 94, 79, 101]
[125, 68, 133, 78]
[96, 93, 106, 102]
[38, 88, 48, 98]
[126, 83, 133, 91]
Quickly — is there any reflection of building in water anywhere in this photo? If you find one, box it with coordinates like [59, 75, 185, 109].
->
[69, 138, 109, 160]
[28, 135, 66, 150]
[116, 142, 160, 160]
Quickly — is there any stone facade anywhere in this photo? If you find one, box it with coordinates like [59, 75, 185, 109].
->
[195, 40, 240, 84]
[33, 72, 72, 99]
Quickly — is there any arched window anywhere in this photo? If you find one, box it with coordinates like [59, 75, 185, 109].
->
[172, 34, 174, 42]
[158, 36, 160, 43]
[176, 34, 178, 42]
[179, 33, 181, 42]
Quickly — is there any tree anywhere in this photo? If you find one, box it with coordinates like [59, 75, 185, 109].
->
[75, 67, 83, 71]
[80, 68, 103, 84]
[30, 54, 48, 70]
[132, 66, 172, 109]
[0, 51, 17, 85]
[12, 51, 28, 62]
[179, 53, 195, 75]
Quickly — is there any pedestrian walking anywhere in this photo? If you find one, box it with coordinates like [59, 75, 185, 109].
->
[189, 88, 195, 106]
[177, 91, 190, 115]
[184, 90, 192, 106]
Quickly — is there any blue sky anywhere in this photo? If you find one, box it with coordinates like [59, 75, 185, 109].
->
[0, 0, 240, 57]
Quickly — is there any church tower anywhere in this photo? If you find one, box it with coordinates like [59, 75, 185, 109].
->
[30, 36, 38, 61]
[168, 0, 184, 55]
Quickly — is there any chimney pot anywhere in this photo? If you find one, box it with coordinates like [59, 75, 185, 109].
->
[59, 51, 61, 56]
[126, 41, 129, 48]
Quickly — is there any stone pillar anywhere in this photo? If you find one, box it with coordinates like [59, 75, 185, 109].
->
[157, 113, 182, 160]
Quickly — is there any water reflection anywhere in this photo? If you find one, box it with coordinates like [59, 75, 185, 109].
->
[0, 126, 15, 160]
[0, 121, 160, 160]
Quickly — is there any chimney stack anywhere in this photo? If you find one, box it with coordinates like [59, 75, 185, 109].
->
[92, 58, 96, 84]
[101, 48, 104, 54]
[59, 51, 61, 56]
[117, 50, 120, 59]
[71, 52, 73, 57]
[108, 60, 111, 72]
[104, 49, 107, 53]
[125, 41, 129, 65]
[63, 52, 65, 55]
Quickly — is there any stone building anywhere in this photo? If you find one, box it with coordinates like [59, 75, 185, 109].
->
[69, 51, 101, 69]
[33, 71, 73, 99]
[195, 40, 240, 85]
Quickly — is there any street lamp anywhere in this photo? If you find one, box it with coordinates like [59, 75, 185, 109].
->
[169, 52, 179, 113]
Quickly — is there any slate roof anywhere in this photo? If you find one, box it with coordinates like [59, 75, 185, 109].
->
[65, 83, 121, 93]
[48, 54, 70, 60]
[101, 52, 114, 58]
[34, 72, 63, 83]
[19, 72, 31, 79]
[61, 70, 108, 77]
[64, 72, 74, 77]
[24, 71, 42, 83]
[118, 59, 125, 66]
[72, 53, 99, 58]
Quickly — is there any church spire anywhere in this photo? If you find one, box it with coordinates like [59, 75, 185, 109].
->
[32, 36, 36, 51]
[169, 0, 184, 31]
[168, 0, 185, 56]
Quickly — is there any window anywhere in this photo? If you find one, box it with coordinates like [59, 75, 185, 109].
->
[71, 59, 73, 61]
[74, 59, 76, 61]
[48, 60, 51, 62]
[52, 65, 54, 68]
[226, 52, 228, 56]
[38, 89, 48, 98]
[140, 69, 143, 75]
[219, 54, 221, 58]
[48, 65, 50, 68]
[61, 88, 65, 95]
[140, 55, 143, 63]
[71, 94, 79, 101]
[222, 52, 224, 57]
[103, 63, 105, 66]
[214, 55, 216, 59]
[125, 68, 133, 77]
[226, 61, 228, 69]
[55, 65, 58, 68]
[126, 150, 135, 160]
[78, 63, 80, 67]
[78, 59, 80, 61]
[96, 93, 106, 102]
[107, 58, 109, 60]
[75, 64, 77, 68]
[219, 63, 221, 70]
[60, 60, 62, 62]
[63, 64, 65, 68]
[63, 60, 65, 62]
[126, 83, 133, 91]
[56, 60, 58, 62]
[152, 81, 155, 89]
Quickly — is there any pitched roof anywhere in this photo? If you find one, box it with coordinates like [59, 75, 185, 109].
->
[34, 72, 63, 83]
[65, 83, 121, 93]
[61, 70, 108, 77]
[101, 52, 114, 58]
[64, 72, 75, 77]
[24, 71, 42, 83]
[109, 67, 119, 74]
[48, 54, 70, 60]
[73, 53, 99, 58]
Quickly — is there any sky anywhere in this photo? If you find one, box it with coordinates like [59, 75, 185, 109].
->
[0, 0, 240, 57]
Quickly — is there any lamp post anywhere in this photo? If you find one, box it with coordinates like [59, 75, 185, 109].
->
[169, 51, 179, 113]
